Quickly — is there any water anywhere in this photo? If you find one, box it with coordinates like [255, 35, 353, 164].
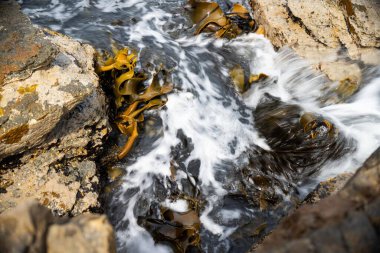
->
[19, 0, 380, 252]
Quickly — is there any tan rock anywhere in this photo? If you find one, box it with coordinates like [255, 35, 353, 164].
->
[0, 201, 116, 253]
[251, 0, 380, 83]
[0, 157, 105, 215]
[0, 30, 99, 160]
[0, 201, 54, 253]
[47, 215, 116, 253]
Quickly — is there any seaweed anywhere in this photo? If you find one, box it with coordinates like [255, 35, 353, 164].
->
[97, 47, 173, 159]
[138, 205, 201, 253]
[229, 64, 268, 93]
[189, 1, 259, 39]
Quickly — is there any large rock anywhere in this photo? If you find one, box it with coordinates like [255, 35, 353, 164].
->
[0, 1, 110, 215]
[0, 0, 99, 159]
[0, 201, 116, 253]
[251, 0, 380, 83]
[250, 147, 380, 253]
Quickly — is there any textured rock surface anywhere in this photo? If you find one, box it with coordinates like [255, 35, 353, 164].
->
[0, 0, 99, 159]
[250, 147, 380, 253]
[0, 201, 116, 253]
[251, 0, 380, 83]
[0, 0, 55, 87]
[0, 1, 110, 215]
[303, 172, 353, 204]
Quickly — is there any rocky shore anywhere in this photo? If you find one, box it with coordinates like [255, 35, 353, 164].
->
[0, 1, 115, 252]
[0, 0, 379, 252]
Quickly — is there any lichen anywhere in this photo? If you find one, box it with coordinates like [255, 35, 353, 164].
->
[0, 178, 13, 190]
[0, 124, 29, 144]
[17, 84, 38, 95]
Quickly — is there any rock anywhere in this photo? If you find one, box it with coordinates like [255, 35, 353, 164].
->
[0, 201, 116, 253]
[0, 0, 55, 87]
[250, 147, 380, 253]
[251, 0, 380, 83]
[0, 1, 110, 215]
[0, 0, 99, 159]
[0, 200, 53, 253]
[303, 173, 353, 204]
[47, 214, 116, 253]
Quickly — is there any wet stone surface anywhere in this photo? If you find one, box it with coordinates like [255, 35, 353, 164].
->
[0, 0, 56, 86]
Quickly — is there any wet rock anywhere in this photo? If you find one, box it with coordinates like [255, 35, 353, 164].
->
[0, 0, 55, 87]
[303, 173, 353, 204]
[251, 147, 380, 253]
[0, 201, 116, 253]
[0, 1, 110, 215]
[251, 0, 380, 83]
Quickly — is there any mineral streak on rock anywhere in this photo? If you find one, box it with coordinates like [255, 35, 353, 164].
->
[0, 124, 29, 144]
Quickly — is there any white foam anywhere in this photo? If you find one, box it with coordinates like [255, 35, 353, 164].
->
[163, 199, 189, 213]
[220, 209, 242, 221]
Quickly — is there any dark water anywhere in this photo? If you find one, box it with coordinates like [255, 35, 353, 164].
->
[20, 0, 380, 252]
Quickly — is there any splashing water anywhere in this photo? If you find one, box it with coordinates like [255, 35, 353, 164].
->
[20, 0, 380, 252]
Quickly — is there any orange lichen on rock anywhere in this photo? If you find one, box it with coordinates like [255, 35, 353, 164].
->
[0, 124, 29, 144]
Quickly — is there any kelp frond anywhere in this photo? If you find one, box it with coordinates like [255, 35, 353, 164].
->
[189, 1, 259, 39]
[97, 47, 173, 159]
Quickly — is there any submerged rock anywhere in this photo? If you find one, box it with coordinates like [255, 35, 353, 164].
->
[0, 1, 110, 215]
[0, 201, 116, 253]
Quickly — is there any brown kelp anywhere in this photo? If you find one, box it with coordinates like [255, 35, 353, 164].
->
[97, 47, 173, 159]
[229, 65, 268, 93]
[188, 1, 258, 38]
[138, 203, 201, 253]
[253, 95, 352, 177]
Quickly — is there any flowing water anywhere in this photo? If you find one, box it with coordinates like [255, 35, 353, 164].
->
[20, 0, 380, 252]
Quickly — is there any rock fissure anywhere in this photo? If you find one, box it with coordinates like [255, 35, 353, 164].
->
[284, 2, 329, 47]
